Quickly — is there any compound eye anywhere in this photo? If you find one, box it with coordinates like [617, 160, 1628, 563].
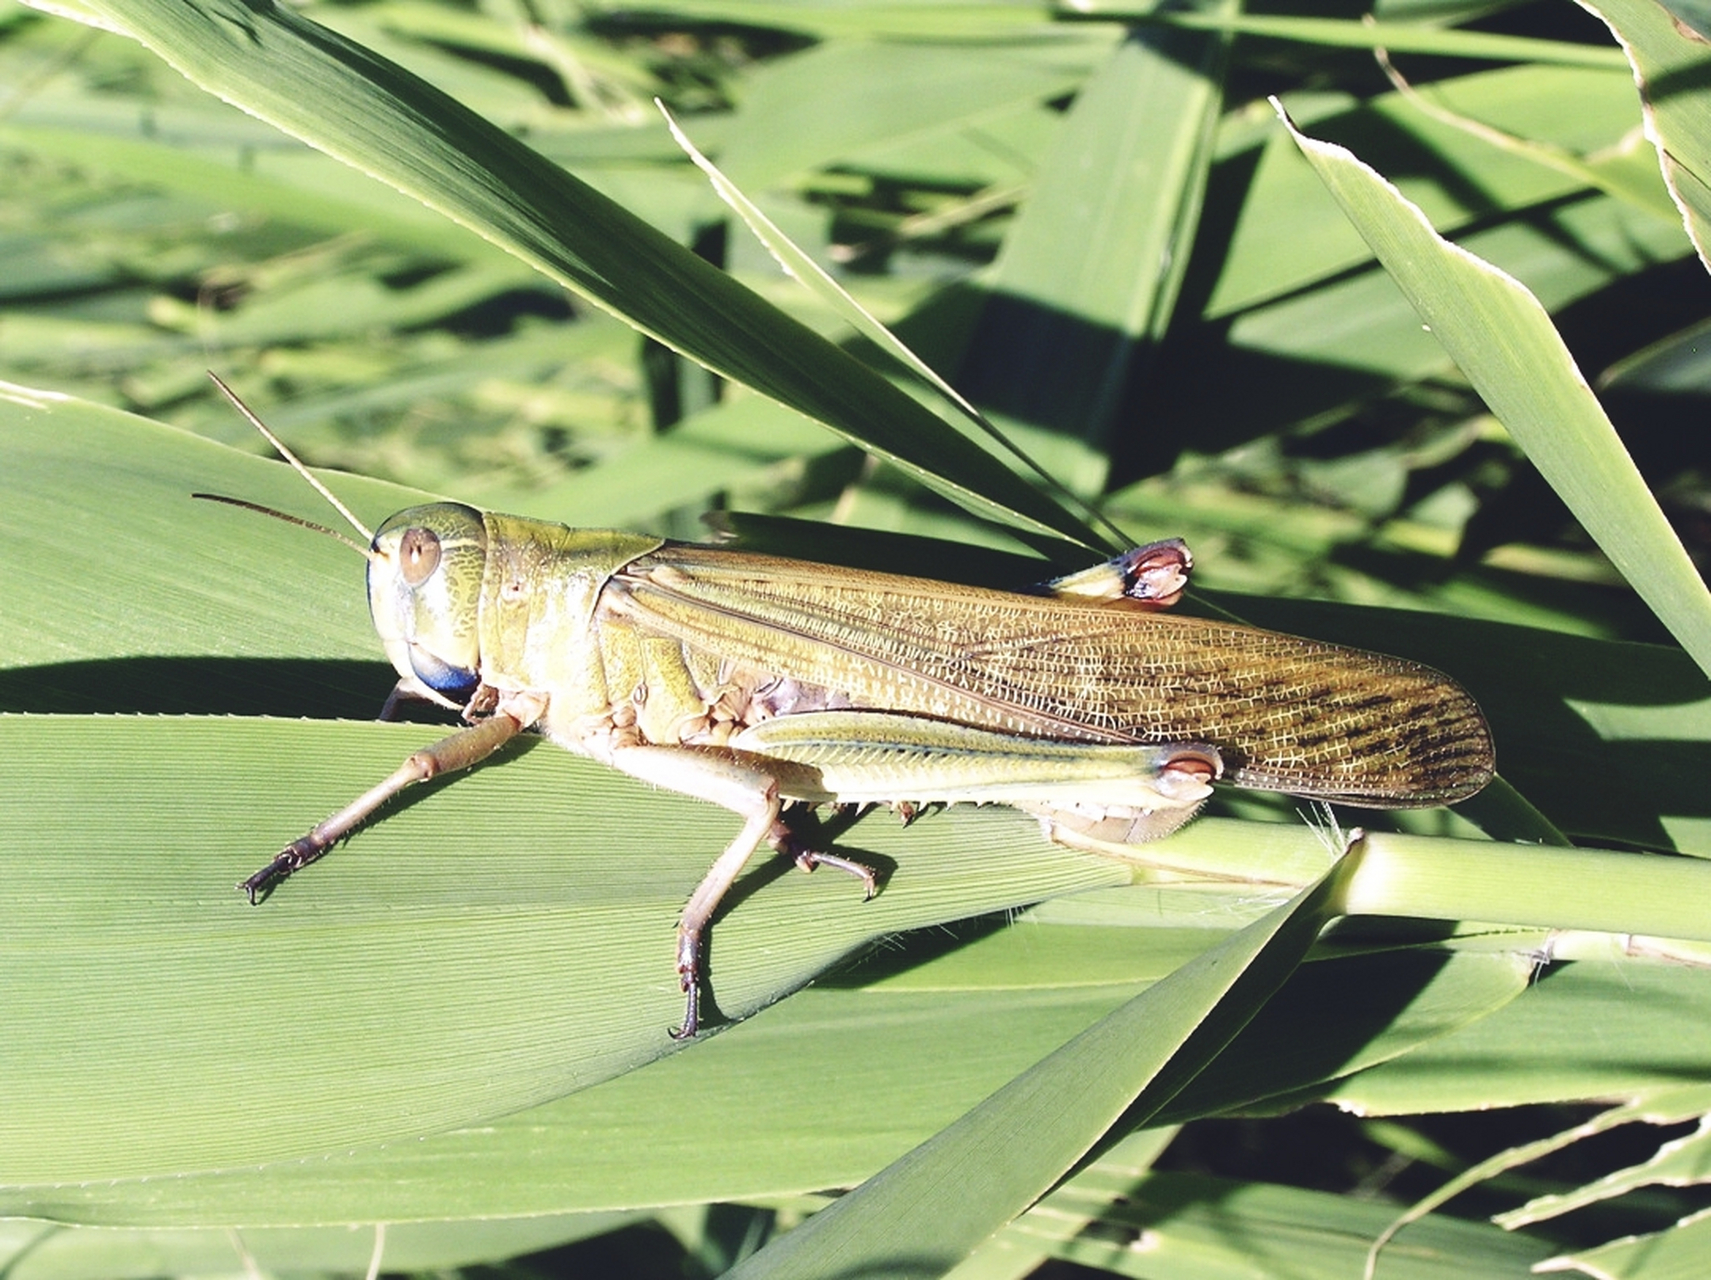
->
[398, 526, 442, 587]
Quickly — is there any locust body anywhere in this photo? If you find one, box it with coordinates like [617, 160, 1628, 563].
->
[207, 375, 1491, 1039]
[234, 491, 1492, 1038]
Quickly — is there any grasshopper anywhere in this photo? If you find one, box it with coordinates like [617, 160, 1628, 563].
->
[205, 379, 1493, 1038]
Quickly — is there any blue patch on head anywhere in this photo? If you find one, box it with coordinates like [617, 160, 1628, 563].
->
[409, 644, 480, 702]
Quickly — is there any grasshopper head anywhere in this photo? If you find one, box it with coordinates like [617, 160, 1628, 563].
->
[368, 503, 489, 705]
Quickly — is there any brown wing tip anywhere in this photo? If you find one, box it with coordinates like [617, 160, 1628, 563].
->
[1338, 694, 1496, 808]
[1221, 662, 1497, 809]
[1401, 678, 1496, 805]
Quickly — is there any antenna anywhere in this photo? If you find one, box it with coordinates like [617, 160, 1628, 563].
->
[205, 372, 375, 545]
[190, 492, 377, 560]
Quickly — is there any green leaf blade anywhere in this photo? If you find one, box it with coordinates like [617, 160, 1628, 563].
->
[1278, 104, 1711, 679]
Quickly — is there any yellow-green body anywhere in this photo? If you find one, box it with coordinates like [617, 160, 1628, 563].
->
[369, 503, 1493, 823]
[251, 496, 1494, 1037]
